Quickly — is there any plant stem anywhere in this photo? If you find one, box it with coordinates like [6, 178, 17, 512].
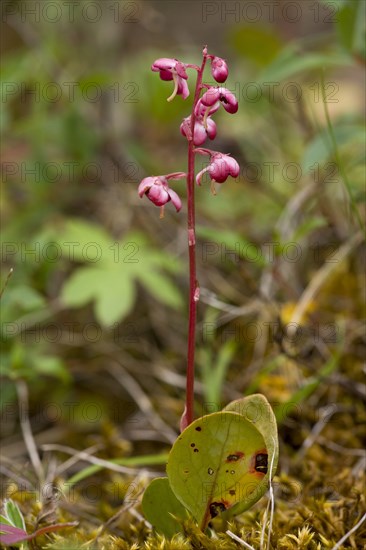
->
[182, 47, 208, 429]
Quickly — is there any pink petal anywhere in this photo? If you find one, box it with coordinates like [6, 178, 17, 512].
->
[201, 87, 220, 106]
[159, 69, 173, 81]
[206, 118, 217, 140]
[180, 117, 191, 139]
[175, 61, 188, 80]
[168, 188, 182, 211]
[166, 172, 186, 180]
[151, 58, 176, 72]
[209, 161, 229, 183]
[138, 177, 155, 197]
[226, 156, 240, 177]
[218, 87, 238, 114]
[196, 165, 210, 185]
[193, 121, 207, 146]
[147, 185, 170, 206]
[177, 78, 190, 99]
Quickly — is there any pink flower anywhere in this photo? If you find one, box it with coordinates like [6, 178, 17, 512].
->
[180, 115, 217, 146]
[151, 58, 189, 101]
[138, 173, 185, 215]
[211, 57, 229, 83]
[200, 86, 238, 114]
[196, 152, 240, 187]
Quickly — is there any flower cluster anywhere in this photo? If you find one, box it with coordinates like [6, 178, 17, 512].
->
[138, 50, 239, 214]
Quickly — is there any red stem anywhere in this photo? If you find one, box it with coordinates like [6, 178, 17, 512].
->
[183, 48, 208, 429]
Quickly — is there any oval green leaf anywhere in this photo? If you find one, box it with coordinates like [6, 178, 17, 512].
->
[142, 477, 188, 537]
[167, 411, 272, 530]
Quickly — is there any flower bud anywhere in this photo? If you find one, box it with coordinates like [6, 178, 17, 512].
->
[211, 57, 229, 83]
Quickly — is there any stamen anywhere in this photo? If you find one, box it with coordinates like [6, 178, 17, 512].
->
[167, 72, 179, 102]
[203, 106, 211, 129]
[210, 181, 217, 195]
[159, 206, 165, 219]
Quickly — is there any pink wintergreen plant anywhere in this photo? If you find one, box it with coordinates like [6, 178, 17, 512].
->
[139, 47, 239, 429]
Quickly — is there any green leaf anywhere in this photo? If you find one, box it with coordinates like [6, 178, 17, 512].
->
[302, 123, 365, 172]
[259, 45, 352, 83]
[59, 219, 113, 263]
[197, 226, 266, 266]
[62, 266, 136, 326]
[142, 478, 188, 537]
[61, 267, 105, 307]
[137, 270, 183, 310]
[33, 356, 70, 383]
[200, 340, 236, 406]
[59, 221, 182, 325]
[223, 394, 279, 518]
[291, 216, 327, 243]
[94, 270, 136, 326]
[274, 354, 340, 423]
[336, 0, 366, 59]
[1, 286, 45, 313]
[0, 516, 13, 527]
[167, 410, 276, 530]
[3, 500, 26, 530]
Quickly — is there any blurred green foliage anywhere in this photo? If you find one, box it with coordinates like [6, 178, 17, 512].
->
[1, 0, 364, 419]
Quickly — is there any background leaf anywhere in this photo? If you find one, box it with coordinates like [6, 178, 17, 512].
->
[259, 45, 351, 82]
[3, 500, 26, 530]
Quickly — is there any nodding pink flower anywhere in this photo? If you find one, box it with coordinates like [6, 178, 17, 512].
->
[180, 116, 217, 146]
[200, 86, 238, 114]
[211, 57, 229, 83]
[138, 173, 185, 216]
[151, 58, 189, 101]
[196, 152, 240, 191]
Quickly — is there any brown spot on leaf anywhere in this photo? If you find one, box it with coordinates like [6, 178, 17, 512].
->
[195, 426, 202, 431]
[209, 501, 227, 518]
[194, 448, 199, 452]
[226, 451, 245, 463]
[229, 489, 236, 496]
[249, 448, 268, 476]
[255, 452, 268, 474]
[190, 443, 195, 447]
